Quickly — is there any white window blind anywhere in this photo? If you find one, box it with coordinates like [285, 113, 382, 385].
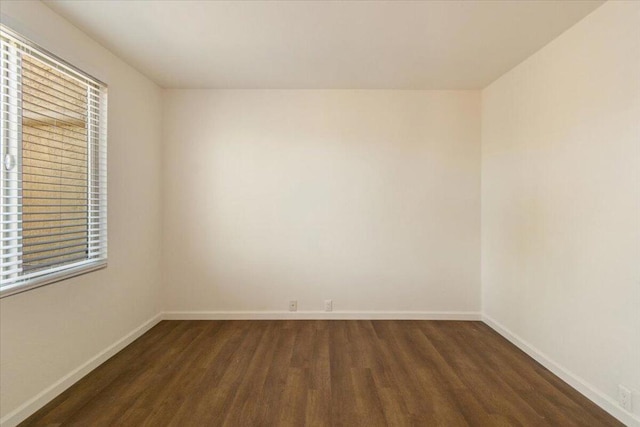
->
[1, 25, 107, 298]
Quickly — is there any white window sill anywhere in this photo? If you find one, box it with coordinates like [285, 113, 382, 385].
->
[0, 260, 107, 299]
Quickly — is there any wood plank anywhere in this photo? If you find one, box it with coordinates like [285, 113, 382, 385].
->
[20, 320, 623, 427]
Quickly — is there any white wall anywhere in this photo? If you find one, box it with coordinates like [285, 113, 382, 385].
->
[163, 90, 481, 315]
[0, 1, 164, 423]
[482, 0, 640, 423]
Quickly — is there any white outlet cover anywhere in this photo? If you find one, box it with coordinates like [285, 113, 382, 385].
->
[289, 300, 297, 312]
[324, 299, 333, 312]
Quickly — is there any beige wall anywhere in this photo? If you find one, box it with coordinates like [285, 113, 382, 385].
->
[0, 1, 164, 422]
[162, 90, 481, 314]
[482, 0, 640, 421]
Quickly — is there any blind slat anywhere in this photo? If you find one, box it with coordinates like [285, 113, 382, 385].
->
[23, 242, 87, 257]
[10, 230, 85, 240]
[22, 163, 88, 177]
[22, 155, 89, 170]
[22, 248, 88, 264]
[26, 236, 88, 248]
[22, 132, 89, 155]
[1, 117, 99, 145]
[23, 254, 88, 270]
[0, 72, 100, 106]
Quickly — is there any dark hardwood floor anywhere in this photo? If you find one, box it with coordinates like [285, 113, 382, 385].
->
[21, 320, 622, 426]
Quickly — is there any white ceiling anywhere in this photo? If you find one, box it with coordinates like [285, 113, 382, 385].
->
[43, 0, 604, 89]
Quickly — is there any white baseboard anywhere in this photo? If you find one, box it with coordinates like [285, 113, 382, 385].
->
[163, 310, 482, 321]
[0, 313, 164, 427]
[482, 314, 640, 427]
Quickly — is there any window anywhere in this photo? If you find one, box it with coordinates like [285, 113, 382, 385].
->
[1, 25, 107, 297]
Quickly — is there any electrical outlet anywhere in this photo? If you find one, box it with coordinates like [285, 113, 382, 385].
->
[618, 385, 632, 411]
[289, 300, 297, 312]
[324, 299, 333, 312]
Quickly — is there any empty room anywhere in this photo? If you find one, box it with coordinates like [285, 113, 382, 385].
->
[0, 0, 638, 426]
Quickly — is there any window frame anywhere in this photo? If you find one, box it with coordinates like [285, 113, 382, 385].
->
[0, 24, 108, 298]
